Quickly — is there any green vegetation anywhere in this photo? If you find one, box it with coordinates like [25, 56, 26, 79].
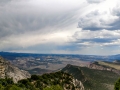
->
[114, 78, 120, 90]
[43, 85, 63, 90]
[0, 71, 75, 90]
[27, 68, 51, 75]
[80, 67, 119, 90]
[62, 64, 120, 90]
[0, 78, 22, 90]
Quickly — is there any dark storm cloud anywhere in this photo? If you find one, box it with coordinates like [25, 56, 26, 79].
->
[109, 7, 120, 30]
[0, 0, 11, 5]
[109, 19, 120, 30]
[0, 0, 79, 39]
[78, 7, 120, 31]
[0, 13, 76, 38]
[79, 19, 120, 31]
[76, 38, 115, 43]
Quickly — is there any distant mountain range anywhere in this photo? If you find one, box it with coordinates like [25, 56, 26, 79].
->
[0, 51, 120, 62]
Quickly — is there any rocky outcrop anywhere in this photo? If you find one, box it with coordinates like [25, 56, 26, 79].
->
[62, 64, 85, 90]
[63, 78, 84, 90]
[88, 62, 120, 75]
[0, 56, 31, 83]
[72, 79, 84, 90]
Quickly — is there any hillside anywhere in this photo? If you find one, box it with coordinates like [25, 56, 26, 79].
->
[62, 64, 120, 90]
[0, 56, 84, 90]
[88, 61, 120, 75]
[1, 55, 120, 90]
[97, 61, 120, 70]
[0, 56, 31, 83]
[0, 71, 84, 90]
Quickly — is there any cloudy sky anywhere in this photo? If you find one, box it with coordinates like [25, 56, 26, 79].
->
[0, 0, 120, 55]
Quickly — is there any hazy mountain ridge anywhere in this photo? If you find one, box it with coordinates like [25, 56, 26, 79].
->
[1, 51, 120, 62]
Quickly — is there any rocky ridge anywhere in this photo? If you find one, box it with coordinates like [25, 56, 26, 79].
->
[63, 77, 84, 90]
[0, 56, 31, 83]
[62, 64, 86, 82]
[62, 64, 119, 90]
[88, 62, 120, 75]
[62, 78, 84, 90]
[72, 79, 84, 90]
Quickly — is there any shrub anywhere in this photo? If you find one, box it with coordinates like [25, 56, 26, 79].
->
[43, 85, 63, 90]
[114, 78, 120, 90]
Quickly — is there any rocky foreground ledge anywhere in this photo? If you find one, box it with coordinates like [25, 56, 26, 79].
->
[0, 56, 31, 83]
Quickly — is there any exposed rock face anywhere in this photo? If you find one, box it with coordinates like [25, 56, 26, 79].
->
[63, 78, 84, 90]
[88, 62, 120, 75]
[72, 79, 84, 90]
[62, 64, 85, 90]
[0, 56, 31, 83]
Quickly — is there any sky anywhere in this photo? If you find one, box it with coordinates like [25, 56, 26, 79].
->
[0, 0, 120, 55]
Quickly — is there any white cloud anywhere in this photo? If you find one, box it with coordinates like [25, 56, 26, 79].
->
[0, 0, 120, 55]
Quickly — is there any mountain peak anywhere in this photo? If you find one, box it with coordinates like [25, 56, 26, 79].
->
[62, 64, 86, 82]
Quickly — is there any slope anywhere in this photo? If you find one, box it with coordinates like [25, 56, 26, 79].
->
[62, 64, 120, 90]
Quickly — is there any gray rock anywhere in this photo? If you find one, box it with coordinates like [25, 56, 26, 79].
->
[0, 56, 31, 83]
